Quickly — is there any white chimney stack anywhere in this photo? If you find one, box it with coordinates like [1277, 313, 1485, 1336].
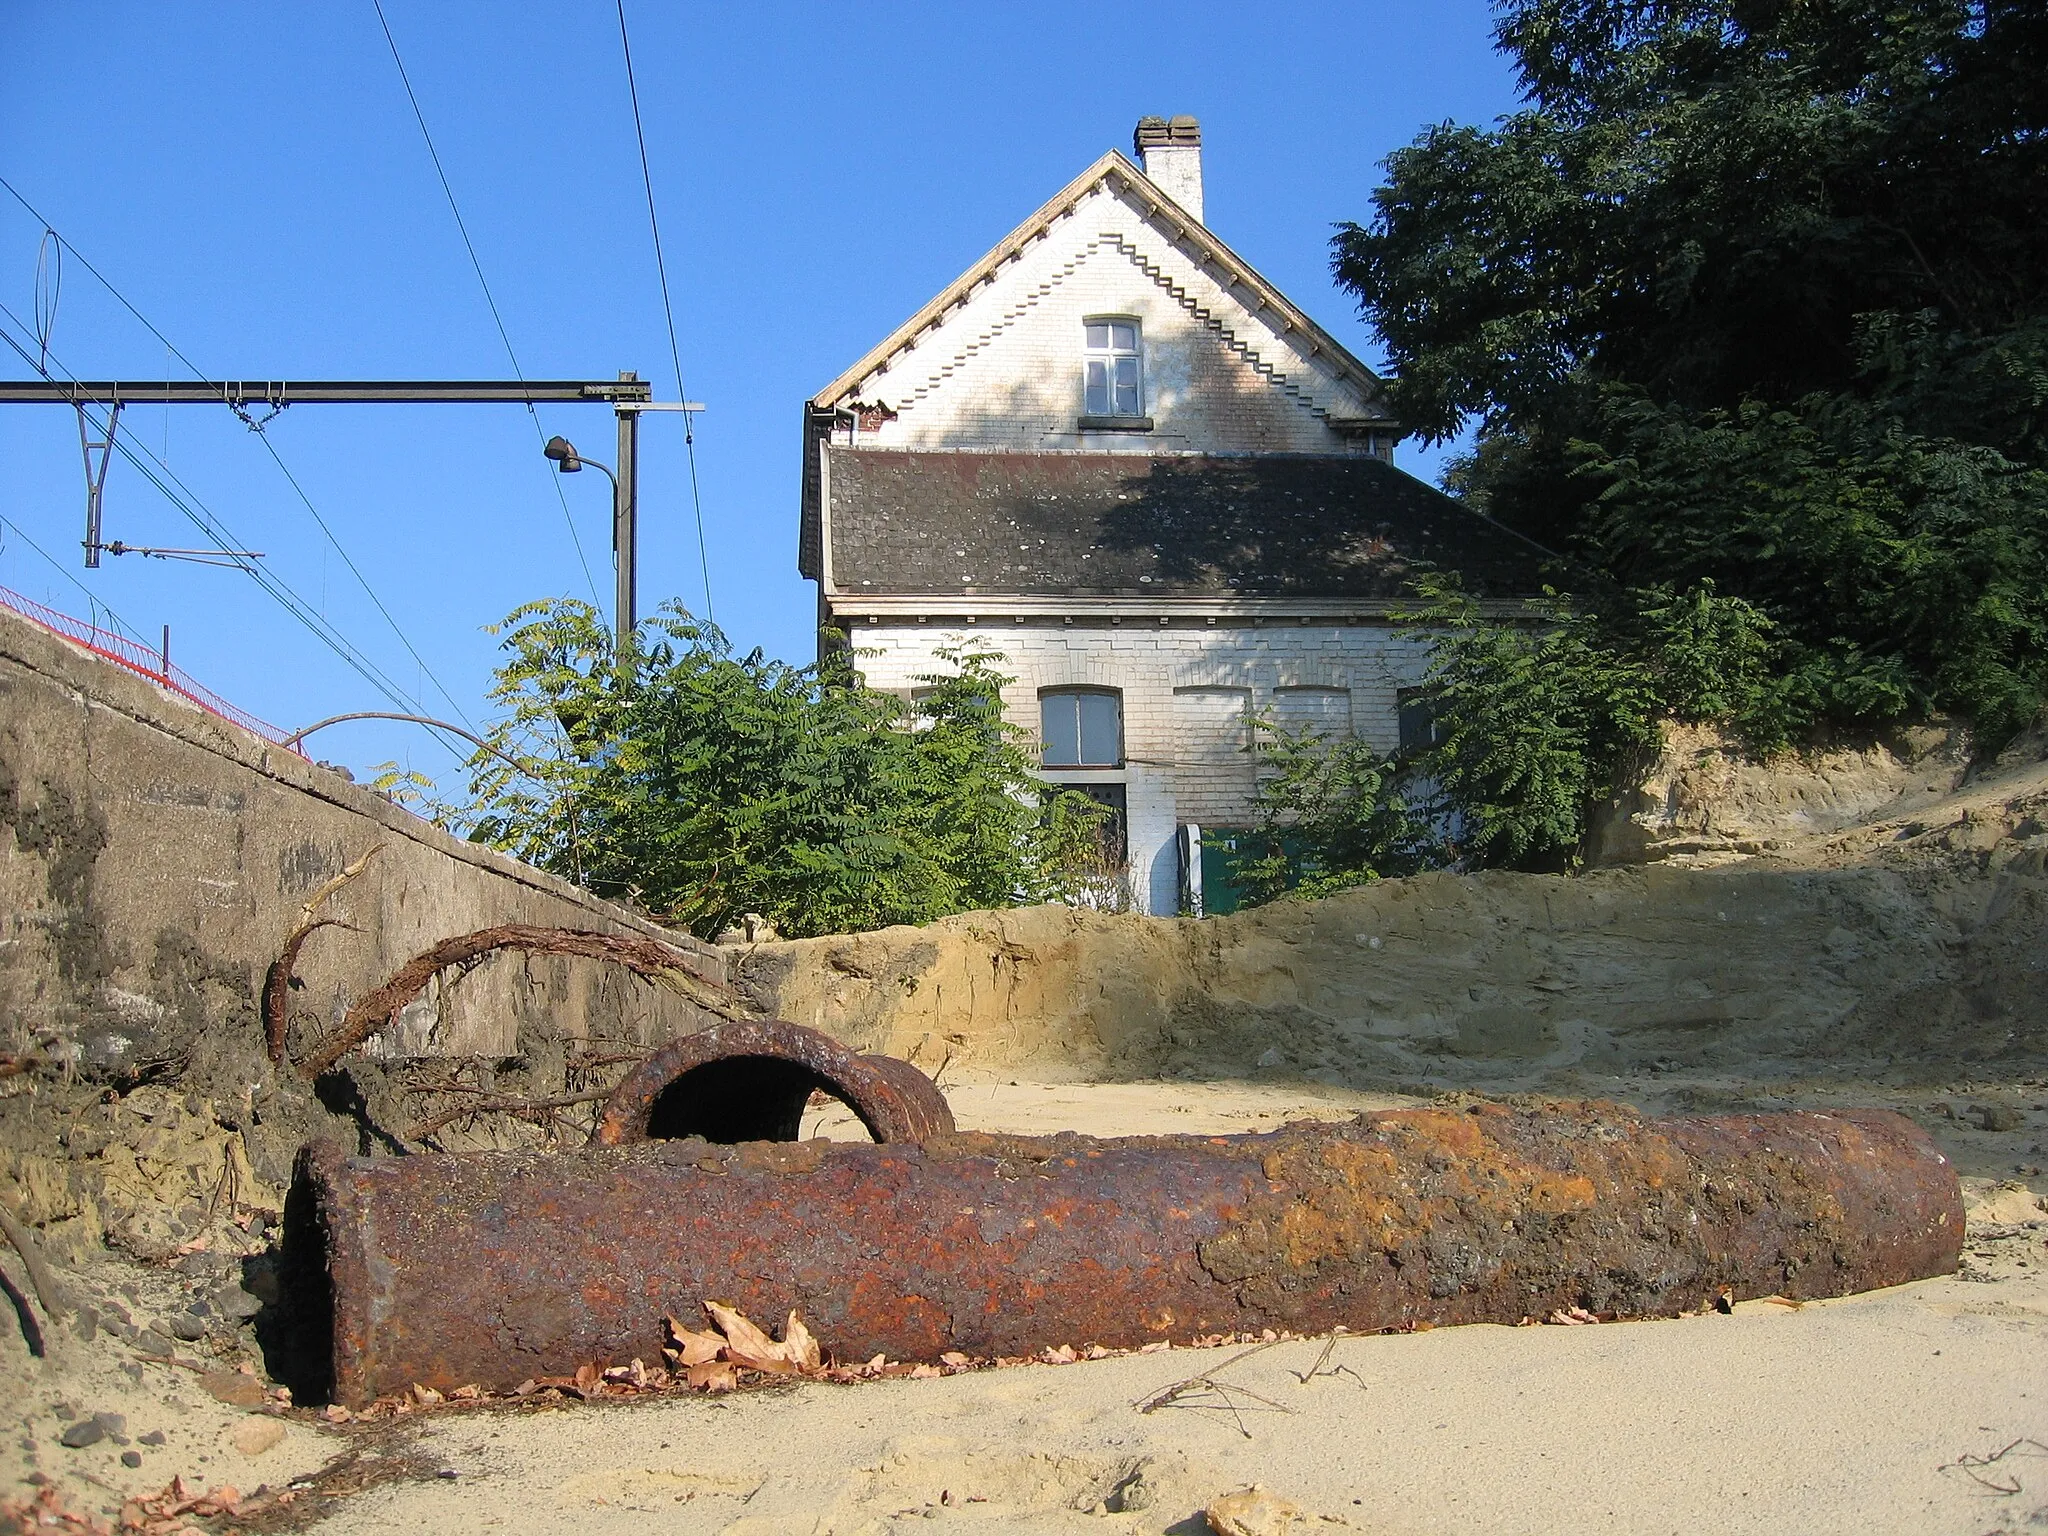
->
[1134, 115, 1203, 224]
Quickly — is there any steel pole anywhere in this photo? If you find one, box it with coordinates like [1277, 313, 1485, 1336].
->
[615, 376, 640, 647]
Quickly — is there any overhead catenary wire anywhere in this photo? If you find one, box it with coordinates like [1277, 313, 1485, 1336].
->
[0, 309, 471, 766]
[0, 510, 147, 643]
[0, 174, 479, 733]
[368, 0, 603, 610]
[0, 312, 425, 719]
[614, 1, 713, 624]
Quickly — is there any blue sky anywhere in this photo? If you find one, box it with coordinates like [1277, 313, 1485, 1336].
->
[1, 2, 1517, 781]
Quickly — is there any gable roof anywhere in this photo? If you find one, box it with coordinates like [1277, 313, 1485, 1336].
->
[824, 450, 1550, 599]
[810, 151, 1389, 418]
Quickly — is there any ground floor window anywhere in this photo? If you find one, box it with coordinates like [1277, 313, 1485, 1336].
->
[1040, 687, 1123, 767]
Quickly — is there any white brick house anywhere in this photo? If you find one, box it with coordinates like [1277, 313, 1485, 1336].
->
[800, 117, 1543, 915]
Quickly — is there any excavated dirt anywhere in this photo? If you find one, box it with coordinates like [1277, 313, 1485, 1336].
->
[3, 739, 2045, 1532]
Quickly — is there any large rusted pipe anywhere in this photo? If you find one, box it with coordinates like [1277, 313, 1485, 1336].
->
[591, 1019, 954, 1146]
[284, 1101, 1960, 1406]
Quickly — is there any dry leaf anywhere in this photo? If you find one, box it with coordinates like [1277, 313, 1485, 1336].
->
[664, 1314, 726, 1367]
[450, 1384, 482, 1400]
[939, 1351, 972, 1369]
[1761, 1295, 1804, 1310]
[411, 1382, 444, 1406]
[685, 1360, 738, 1392]
[513, 1378, 537, 1396]
[704, 1300, 780, 1358]
[573, 1363, 604, 1398]
[781, 1312, 822, 1371]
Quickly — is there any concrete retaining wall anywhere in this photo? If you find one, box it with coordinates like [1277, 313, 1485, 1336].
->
[0, 605, 723, 1085]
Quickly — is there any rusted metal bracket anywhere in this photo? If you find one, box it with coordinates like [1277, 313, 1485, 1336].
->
[286, 1097, 1961, 1406]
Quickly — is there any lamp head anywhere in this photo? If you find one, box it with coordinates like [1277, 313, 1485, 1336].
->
[543, 436, 582, 472]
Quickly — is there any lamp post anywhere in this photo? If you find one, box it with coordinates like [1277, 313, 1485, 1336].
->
[543, 373, 706, 649]
[544, 434, 633, 647]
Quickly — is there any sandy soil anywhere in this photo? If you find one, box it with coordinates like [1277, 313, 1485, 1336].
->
[6, 750, 2047, 1532]
[6, 1078, 2043, 1535]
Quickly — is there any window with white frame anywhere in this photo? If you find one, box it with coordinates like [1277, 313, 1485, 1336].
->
[1083, 319, 1143, 418]
[1040, 688, 1123, 767]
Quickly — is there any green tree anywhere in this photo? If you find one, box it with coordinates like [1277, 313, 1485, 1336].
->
[455, 598, 1106, 940]
[1334, 0, 2048, 743]
[1230, 720, 1436, 905]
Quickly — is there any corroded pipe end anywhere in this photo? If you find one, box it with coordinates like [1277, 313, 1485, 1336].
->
[591, 1019, 954, 1147]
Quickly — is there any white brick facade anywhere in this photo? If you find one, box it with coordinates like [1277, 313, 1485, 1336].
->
[800, 124, 1518, 916]
[849, 618, 1433, 914]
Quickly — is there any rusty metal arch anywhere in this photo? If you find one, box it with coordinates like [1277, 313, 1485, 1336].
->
[591, 1018, 954, 1148]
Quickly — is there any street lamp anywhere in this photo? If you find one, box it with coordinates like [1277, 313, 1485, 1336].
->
[544, 436, 632, 645]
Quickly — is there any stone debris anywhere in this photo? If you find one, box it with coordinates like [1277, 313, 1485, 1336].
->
[1206, 1483, 1311, 1535]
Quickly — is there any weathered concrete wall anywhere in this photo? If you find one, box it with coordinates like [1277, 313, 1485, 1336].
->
[0, 605, 723, 1090]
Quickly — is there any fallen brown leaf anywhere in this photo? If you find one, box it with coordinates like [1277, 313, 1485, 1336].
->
[664, 1314, 725, 1367]
[781, 1311, 822, 1371]
[1545, 1307, 1600, 1326]
[704, 1301, 780, 1358]
[685, 1360, 738, 1392]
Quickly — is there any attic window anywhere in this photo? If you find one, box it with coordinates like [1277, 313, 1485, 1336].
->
[1084, 319, 1143, 418]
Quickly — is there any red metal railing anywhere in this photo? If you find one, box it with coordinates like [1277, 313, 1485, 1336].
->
[0, 585, 301, 751]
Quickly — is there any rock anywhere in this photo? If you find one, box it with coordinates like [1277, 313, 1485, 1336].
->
[73, 1308, 97, 1344]
[1970, 1104, 2026, 1132]
[59, 1421, 105, 1450]
[230, 1418, 286, 1457]
[213, 1284, 263, 1320]
[201, 1372, 267, 1409]
[162, 1314, 206, 1342]
[1206, 1484, 1310, 1536]
[1110, 1471, 1156, 1513]
[139, 1430, 166, 1447]
[94, 1413, 126, 1435]
[121, 1450, 142, 1469]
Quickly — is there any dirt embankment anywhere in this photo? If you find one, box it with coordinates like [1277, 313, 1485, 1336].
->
[738, 759, 2047, 1095]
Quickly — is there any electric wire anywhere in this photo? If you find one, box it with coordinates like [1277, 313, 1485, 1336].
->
[0, 311, 422, 715]
[0, 307, 472, 766]
[368, 0, 604, 609]
[0, 173, 479, 731]
[0, 510, 146, 642]
[615, 0, 714, 623]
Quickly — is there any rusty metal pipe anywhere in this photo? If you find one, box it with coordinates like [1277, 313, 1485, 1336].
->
[591, 1019, 954, 1147]
[285, 1101, 1960, 1406]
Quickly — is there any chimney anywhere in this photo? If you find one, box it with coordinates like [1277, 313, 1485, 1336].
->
[1133, 115, 1203, 224]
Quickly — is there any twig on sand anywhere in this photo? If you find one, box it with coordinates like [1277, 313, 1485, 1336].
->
[1135, 1339, 1296, 1438]
[0, 1260, 47, 1356]
[0, 1200, 64, 1321]
[1938, 1438, 2048, 1496]
[1291, 1327, 1367, 1389]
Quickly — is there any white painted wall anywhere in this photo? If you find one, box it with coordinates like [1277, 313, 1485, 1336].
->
[850, 618, 1434, 915]
[840, 178, 1386, 456]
